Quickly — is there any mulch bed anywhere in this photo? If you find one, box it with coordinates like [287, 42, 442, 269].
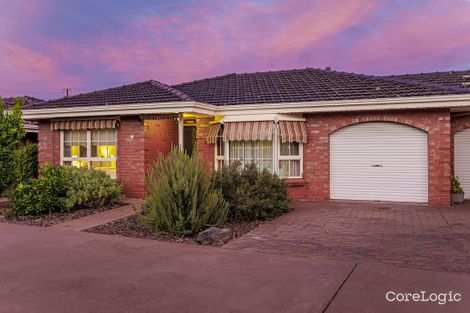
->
[0, 205, 122, 228]
[85, 213, 261, 246]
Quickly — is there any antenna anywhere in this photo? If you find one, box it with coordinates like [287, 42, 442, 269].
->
[63, 88, 72, 97]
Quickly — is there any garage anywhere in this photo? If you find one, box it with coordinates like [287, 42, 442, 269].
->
[454, 128, 470, 198]
[330, 122, 428, 203]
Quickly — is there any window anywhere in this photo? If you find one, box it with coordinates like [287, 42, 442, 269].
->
[61, 129, 117, 178]
[214, 126, 225, 170]
[278, 141, 302, 178]
[229, 140, 273, 172]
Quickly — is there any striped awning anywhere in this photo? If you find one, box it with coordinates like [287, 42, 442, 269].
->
[51, 119, 118, 130]
[279, 121, 307, 143]
[206, 123, 222, 144]
[223, 121, 273, 142]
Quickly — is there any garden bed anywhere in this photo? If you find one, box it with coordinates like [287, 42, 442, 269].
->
[0, 204, 124, 228]
[84, 213, 261, 246]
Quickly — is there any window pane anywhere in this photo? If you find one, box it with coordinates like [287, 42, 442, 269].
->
[64, 131, 71, 142]
[79, 130, 87, 141]
[72, 160, 88, 168]
[71, 144, 80, 157]
[229, 140, 273, 172]
[63, 161, 72, 166]
[289, 160, 300, 177]
[279, 160, 289, 177]
[280, 142, 299, 156]
[92, 160, 117, 178]
[91, 129, 99, 142]
[107, 145, 116, 158]
[64, 143, 71, 157]
[79, 143, 87, 157]
[107, 130, 116, 142]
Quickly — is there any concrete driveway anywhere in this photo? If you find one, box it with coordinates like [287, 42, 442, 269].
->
[2, 201, 470, 313]
[225, 201, 470, 273]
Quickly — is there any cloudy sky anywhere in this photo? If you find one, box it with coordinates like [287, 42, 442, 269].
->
[1, 0, 470, 99]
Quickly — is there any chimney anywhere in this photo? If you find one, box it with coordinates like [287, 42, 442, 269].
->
[325, 66, 331, 71]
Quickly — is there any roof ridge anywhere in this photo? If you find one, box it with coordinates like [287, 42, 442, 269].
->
[173, 67, 330, 86]
[149, 80, 193, 101]
[385, 69, 470, 78]
[376, 75, 470, 94]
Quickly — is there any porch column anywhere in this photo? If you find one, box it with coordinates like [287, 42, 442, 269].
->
[178, 113, 184, 150]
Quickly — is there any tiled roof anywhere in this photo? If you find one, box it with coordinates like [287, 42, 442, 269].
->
[2, 96, 43, 109]
[25, 80, 193, 110]
[173, 68, 470, 106]
[384, 70, 470, 90]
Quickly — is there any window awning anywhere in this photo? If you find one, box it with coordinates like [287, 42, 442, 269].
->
[206, 123, 221, 144]
[279, 121, 307, 143]
[51, 119, 119, 130]
[223, 121, 273, 142]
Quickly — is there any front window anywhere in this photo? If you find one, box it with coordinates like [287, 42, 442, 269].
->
[229, 140, 273, 172]
[278, 142, 302, 178]
[215, 126, 225, 170]
[62, 129, 117, 178]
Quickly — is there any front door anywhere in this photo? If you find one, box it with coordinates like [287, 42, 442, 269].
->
[184, 126, 196, 155]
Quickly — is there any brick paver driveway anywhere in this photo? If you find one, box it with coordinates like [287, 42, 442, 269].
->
[224, 201, 470, 273]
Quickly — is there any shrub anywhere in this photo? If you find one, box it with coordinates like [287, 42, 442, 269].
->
[63, 167, 122, 210]
[14, 143, 38, 184]
[11, 164, 68, 216]
[10, 164, 122, 216]
[452, 176, 464, 193]
[0, 98, 25, 195]
[142, 148, 228, 237]
[214, 162, 291, 221]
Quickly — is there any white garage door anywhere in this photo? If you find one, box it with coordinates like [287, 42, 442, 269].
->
[330, 122, 428, 203]
[454, 128, 470, 197]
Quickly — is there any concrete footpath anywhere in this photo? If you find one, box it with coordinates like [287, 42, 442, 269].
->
[51, 199, 143, 231]
[1, 223, 469, 313]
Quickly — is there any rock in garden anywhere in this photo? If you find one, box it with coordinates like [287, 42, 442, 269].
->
[195, 227, 232, 246]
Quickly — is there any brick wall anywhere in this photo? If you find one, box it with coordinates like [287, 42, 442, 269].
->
[117, 117, 146, 198]
[144, 119, 178, 170]
[303, 109, 452, 206]
[196, 117, 215, 172]
[38, 120, 60, 166]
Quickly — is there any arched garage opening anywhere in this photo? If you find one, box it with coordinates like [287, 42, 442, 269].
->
[330, 122, 428, 203]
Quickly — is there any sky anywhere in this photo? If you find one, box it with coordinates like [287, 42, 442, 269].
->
[1, 0, 470, 100]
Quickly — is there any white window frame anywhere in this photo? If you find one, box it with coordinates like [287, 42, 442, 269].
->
[214, 124, 303, 178]
[214, 127, 225, 171]
[60, 129, 117, 177]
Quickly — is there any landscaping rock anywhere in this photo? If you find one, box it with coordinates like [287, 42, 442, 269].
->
[195, 227, 232, 246]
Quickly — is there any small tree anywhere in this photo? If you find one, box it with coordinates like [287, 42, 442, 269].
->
[0, 98, 25, 195]
[143, 148, 228, 236]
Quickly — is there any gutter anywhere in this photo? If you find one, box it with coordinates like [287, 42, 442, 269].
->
[22, 95, 470, 120]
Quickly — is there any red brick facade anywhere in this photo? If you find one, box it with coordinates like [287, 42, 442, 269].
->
[302, 109, 452, 206]
[144, 119, 178, 170]
[37, 109, 459, 205]
[196, 117, 215, 173]
[38, 121, 60, 166]
[117, 117, 146, 198]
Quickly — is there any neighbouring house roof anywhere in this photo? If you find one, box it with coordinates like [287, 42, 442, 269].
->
[1, 96, 43, 133]
[172, 68, 470, 106]
[26, 80, 194, 110]
[383, 70, 470, 90]
[2, 96, 43, 109]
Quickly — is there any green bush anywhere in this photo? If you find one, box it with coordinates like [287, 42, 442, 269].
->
[214, 162, 291, 221]
[142, 148, 228, 237]
[12, 164, 68, 216]
[14, 143, 38, 184]
[10, 164, 122, 216]
[0, 98, 25, 195]
[63, 167, 122, 210]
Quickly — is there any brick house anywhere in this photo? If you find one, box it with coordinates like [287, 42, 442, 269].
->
[22, 68, 470, 206]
